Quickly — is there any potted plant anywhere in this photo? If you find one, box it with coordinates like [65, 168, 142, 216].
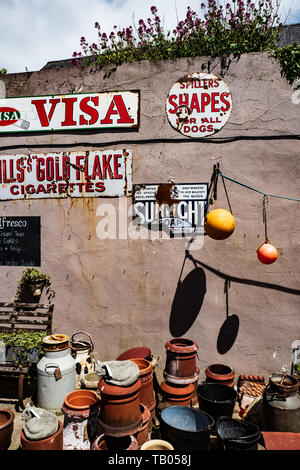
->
[0, 330, 48, 368]
[14, 268, 55, 304]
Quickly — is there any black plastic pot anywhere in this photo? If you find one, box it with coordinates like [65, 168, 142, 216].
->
[197, 382, 237, 427]
[159, 405, 214, 450]
[216, 416, 261, 450]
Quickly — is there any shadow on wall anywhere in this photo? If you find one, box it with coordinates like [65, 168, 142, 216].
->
[169, 245, 300, 353]
[169, 267, 206, 337]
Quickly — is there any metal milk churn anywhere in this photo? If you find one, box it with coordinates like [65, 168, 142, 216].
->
[70, 331, 95, 389]
[37, 334, 76, 412]
[262, 373, 300, 432]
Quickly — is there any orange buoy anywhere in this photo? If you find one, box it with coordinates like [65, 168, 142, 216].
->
[257, 242, 278, 264]
[204, 208, 235, 240]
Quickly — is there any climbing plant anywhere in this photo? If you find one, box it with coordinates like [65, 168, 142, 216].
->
[273, 45, 300, 84]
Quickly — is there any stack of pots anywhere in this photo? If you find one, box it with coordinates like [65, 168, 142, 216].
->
[161, 338, 199, 407]
[95, 375, 145, 450]
[62, 389, 100, 450]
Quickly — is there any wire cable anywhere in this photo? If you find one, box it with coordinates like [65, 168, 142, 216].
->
[219, 172, 300, 202]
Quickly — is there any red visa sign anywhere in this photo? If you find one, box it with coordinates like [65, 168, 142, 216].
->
[166, 73, 232, 138]
[0, 91, 139, 133]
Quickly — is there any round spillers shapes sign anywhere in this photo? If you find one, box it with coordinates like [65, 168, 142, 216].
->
[166, 73, 232, 138]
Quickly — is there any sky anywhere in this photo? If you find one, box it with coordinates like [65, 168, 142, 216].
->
[0, 0, 299, 74]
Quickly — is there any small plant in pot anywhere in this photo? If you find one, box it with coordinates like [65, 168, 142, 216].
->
[0, 330, 48, 368]
[14, 268, 55, 304]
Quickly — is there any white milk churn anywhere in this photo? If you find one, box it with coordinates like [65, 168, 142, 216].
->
[37, 334, 76, 412]
[70, 331, 95, 389]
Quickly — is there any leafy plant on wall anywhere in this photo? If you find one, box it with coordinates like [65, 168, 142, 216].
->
[73, 1, 298, 87]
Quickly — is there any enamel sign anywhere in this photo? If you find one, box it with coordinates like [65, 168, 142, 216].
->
[0, 150, 132, 199]
[166, 73, 232, 138]
[133, 183, 208, 236]
[0, 91, 139, 133]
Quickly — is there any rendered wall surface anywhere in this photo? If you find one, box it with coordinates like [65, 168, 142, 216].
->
[0, 52, 299, 379]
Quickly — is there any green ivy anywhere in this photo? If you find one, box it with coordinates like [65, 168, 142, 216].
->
[0, 68, 6, 74]
[272, 45, 300, 85]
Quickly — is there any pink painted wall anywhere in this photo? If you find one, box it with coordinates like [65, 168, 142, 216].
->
[0, 52, 299, 381]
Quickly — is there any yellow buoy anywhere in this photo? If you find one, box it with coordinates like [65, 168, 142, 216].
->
[204, 208, 235, 240]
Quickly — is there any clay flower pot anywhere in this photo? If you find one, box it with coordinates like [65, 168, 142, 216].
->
[98, 378, 142, 437]
[21, 420, 63, 450]
[134, 404, 151, 449]
[117, 347, 152, 361]
[91, 434, 138, 450]
[0, 409, 14, 450]
[129, 358, 156, 417]
[205, 364, 235, 387]
[64, 389, 99, 410]
[164, 338, 199, 384]
[160, 381, 194, 407]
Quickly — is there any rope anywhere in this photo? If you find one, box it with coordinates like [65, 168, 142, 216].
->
[263, 195, 269, 242]
[219, 172, 300, 202]
[221, 174, 233, 214]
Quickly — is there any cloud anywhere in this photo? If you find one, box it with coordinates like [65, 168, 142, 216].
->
[0, 0, 297, 74]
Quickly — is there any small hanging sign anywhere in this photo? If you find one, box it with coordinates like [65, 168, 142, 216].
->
[133, 183, 208, 236]
[166, 73, 232, 138]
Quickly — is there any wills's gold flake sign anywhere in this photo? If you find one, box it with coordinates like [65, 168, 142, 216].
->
[0, 150, 132, 199]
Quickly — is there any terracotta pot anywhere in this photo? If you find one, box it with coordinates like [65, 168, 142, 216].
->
[141, 439, 174, 450]
[91, 434, 139, 450]
[117, 347, 152, 361]
[164, 338, 199, 384]
[21, 420, 63, 450]
[205, 363, 235, 387]
[160, 380, 194, 407]
[98, 378, 142, 437]
[0, 409, 14, 450]
[64, 389, 99, 410]
[129, 358, 156, 416]
[134, 404, 150, 449]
